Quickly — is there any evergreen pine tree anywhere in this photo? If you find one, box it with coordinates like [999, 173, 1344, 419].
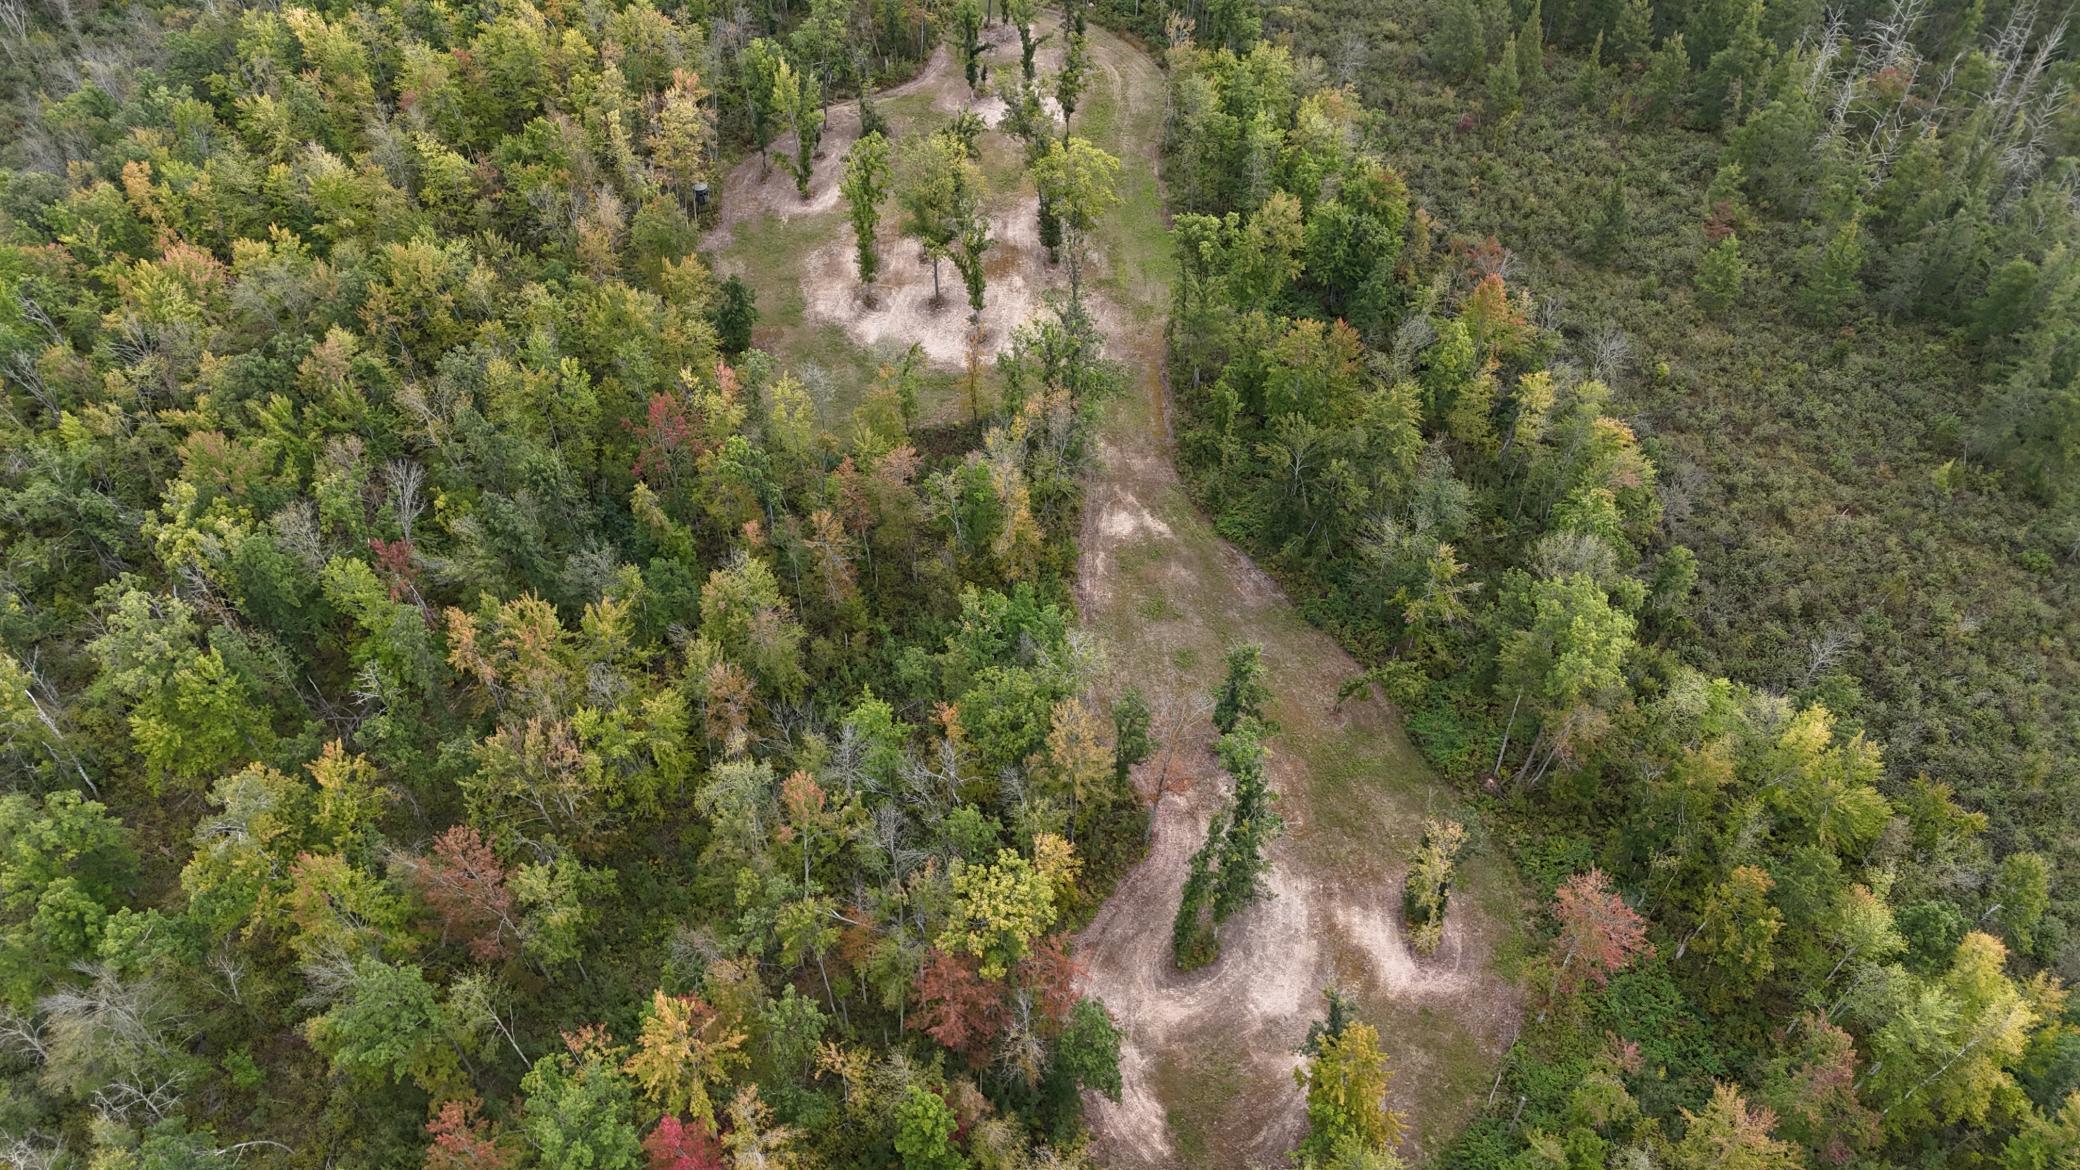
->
[1589, 173, 1627, 262]
[1704, 161, 1749, 231]
[1212, 644, 1271, 734]
[1487, 36, 1524, 118]
[1610, 0, 1653, 63]
[1569, 0, 1621, 47]
[1209, 719, 1280, 919]
[1696, 0, 1767, 129]
[859, 77, 886, 139]
[1685, 0, 1746, 65]
[1433, 0, 1490, 82]
[1170, 716, 1284, 971]
[1112, 688, 1152, 782]
[1171, 824, 1221, 969]
[1799, 214, 1867, 322]
[1640, 34, 1690, 122]
[1696, 232, 1746, 314]
[1517, 0, 1546, 90]
[1946, 0, 1986, 55]
[1575, 31, 1607, 106]
[714, 276, 759, 355]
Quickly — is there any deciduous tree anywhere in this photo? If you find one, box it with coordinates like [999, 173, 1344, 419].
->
[842, 131, 892, 289]
[942, 848, 1060, 979]
[0, 791, 132, 1007]
[304, 958, 457, 1091]
[624, 990, 747, 1130]
[407, 826, 519, 962]
[1007, 0, 1040, 81]
[950, 0, 985, 92]
[893, 1085, 962, 1170]
[522, 1047, 643, 1170]
[1692, 864, 1782, 1008]
[772, 58, 825, 200]
[898, 132, 987, 306]
[426, 1098, 514, 1170]
[1031, 137, 1121, 299]
[739, 39, 786, 176]
[641, 1116, 725, 1170]
[1552, 867, 1652, 991]
[1296, 1020, 1404, 1162]
[1670, 1083, 1802, 1170]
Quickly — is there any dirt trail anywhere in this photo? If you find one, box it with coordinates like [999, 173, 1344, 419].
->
[1064, 22, 1524, 1170]
[1072, 347, 1523, 1166]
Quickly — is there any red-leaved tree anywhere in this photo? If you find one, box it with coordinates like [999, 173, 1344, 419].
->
[643, 1116, 727, 1170]
[411, 825, 520, 962]
[1766, 1016, 1881, 1165]
[425, 1098, 511, 1170]
[1014, 934, 1083, 1035]
[910, 948, 1007, 1066]
[1552, 867, 1652, 992]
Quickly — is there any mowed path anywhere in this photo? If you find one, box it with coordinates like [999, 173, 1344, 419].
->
[1064, 23, 1523, 1170]
[707, 15, 1523, 1167]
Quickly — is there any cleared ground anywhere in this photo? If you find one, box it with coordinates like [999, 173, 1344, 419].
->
[708, 19, 1114, 423]
[709, 15, 1523, 1167]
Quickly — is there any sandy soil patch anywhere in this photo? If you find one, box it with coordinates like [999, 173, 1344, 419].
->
[712, 13, 1109, 371]
[797, 191, 1089, 367]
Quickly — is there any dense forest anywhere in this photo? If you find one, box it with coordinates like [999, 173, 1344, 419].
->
[2, 0, 2078, 1168]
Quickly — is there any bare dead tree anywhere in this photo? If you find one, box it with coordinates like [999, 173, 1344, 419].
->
[0, 1005, 49, 1061]
[1800, 626, 1858, 687]
[0, 1134, 64, 1170]
[1383, 312, 1435, 382]
[0, 1, 30, 62]
[384, 459, 425, 542]
[1334, 30, 1369, 86]
[39, 963, 188, 1125]
[204, 949, 247, 1008]
[1986, 0, 2041, 113]
[1587, 325, 1632, 385]
[1532, 291, 1566, 333]
[1801, 8, 1850, 100]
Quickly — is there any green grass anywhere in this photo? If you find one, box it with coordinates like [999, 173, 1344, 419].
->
[1079, 28, 1178, 322]
[718, 112, 1001, 429]
[1150, 1046, 1250, 1166]
[718, 211, 886, 424]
